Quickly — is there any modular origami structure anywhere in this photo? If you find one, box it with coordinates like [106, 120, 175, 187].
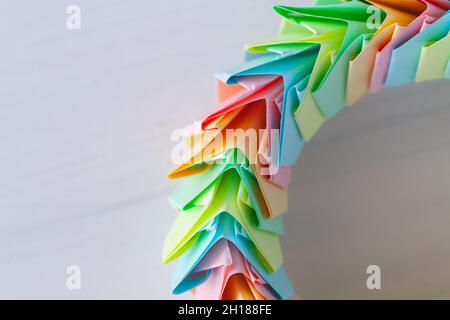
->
[163, 0, 450, 300]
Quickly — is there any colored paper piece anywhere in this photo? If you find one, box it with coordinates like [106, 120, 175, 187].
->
[163, 168, 284, 272]
[170, 148, 287, 225]
[191, 240, 287, 300]
[385, 11, 450, 87]
[370, 0, 449, 93]
[173, 236, 294, 300]
[347, 25, 397, 105]
[416, 32, 450, 82]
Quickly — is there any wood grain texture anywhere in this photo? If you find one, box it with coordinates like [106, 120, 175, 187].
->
[0, 0, 449, 299]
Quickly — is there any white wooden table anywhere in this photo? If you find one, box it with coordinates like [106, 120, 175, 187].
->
[0, 0, 449, 299]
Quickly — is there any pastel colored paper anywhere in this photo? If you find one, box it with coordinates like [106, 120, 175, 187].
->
[385, 11, 450, 87]
[191, 240, 287, 300]
[164, 0, 450, 300]
[173, 237, 294, 300]
[163, 167, 284, 272]
[415, 32, 450, 82]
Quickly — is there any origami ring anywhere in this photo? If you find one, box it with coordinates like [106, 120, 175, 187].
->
[163, 0, 450, 300]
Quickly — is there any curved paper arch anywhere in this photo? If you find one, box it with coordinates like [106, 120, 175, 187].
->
[164, 0, 450, 300]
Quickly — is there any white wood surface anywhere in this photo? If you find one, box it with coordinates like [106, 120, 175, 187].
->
[0, 0, 449, 299]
